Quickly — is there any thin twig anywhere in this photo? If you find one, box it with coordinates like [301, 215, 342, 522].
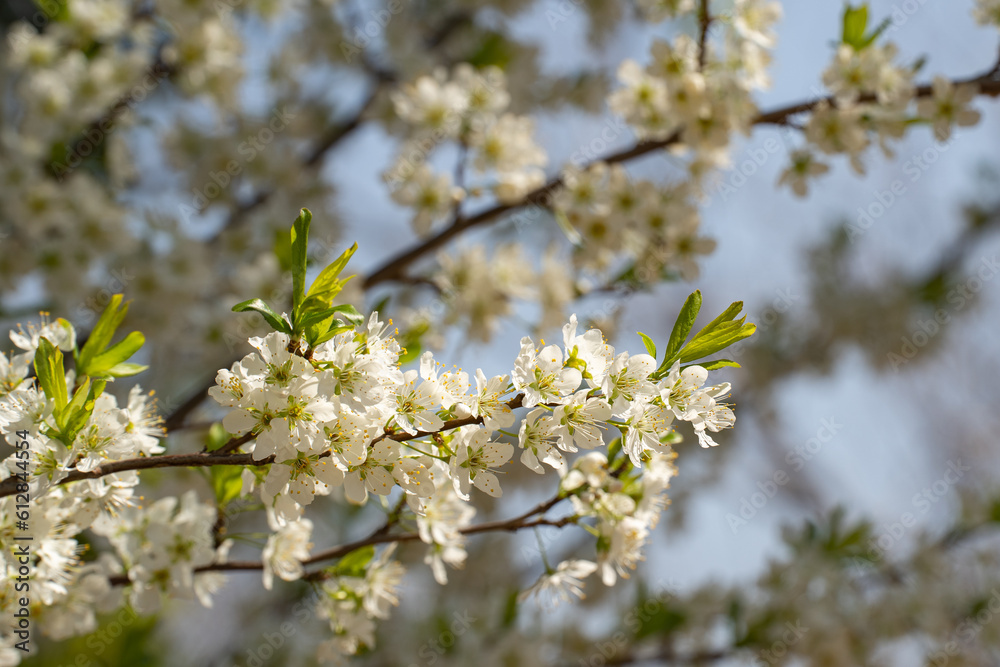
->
[0, 396, 528, 498]
[362, 63, 1000, 288]
[106, 490, 574, 585]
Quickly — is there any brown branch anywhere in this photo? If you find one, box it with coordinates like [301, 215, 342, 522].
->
[602, 648, 732, 666]
[154, 87, 390, 428]
[0, 434, 260, 499]
[697, 0, 712, 69]
[166, 57, 1000, 436]
[1, 395, 528, 499]
[106, 489, 574, 586]
[362, 62, 1000, 289]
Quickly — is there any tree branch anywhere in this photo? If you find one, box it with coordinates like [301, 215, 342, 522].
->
[697, 0, 712, 69]
[168, 58, 1000, 432]
[0, 396, 528, 499]
[106, 488, 574, 586]
[362, 61, 1000, 289]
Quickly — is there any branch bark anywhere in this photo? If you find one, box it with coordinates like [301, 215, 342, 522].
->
[0, 396, 527, 499]
[362, 62, 1000, 288]
[107, 488, 573, 586]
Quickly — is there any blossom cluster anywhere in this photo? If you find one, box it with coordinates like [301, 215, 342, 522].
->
[386, 64, 548, 235]
[387, 1, 784, 345]
[553, 162, 713, 279]
[0, 294, 740, 664]
[0, 318, 177, 656]
[778, 21, 983, 196]
[210, 310, 736, 660]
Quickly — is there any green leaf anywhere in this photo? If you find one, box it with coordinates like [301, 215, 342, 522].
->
[62, 377, 93, 431]
[210, 465, 244, 506]
[299, 304, 365, 347]
[328, 303, 364, 327]
[294, 307, 340, 331]
[34, 338, 68, 414]
[860, 16, 891, 48]
[678, 322, 756, 363]
[297, 301, 362, 328]
[691, 300, 744, 340]
[76, 294, 148, 378]
[637, 331, 657, 359]
[302, 312, 337, 347]
[104, 362, 149, 378]
[371, 296, 390, 317]
[294, 244, 360, 335]
[606, 437, 623, 467]
[205, 422, 233, 452]
[290, 208, 312, 315]
[309, 323, 354, 347]
[232, 298, 292, 334]
[690, 359, 741, 371]
[653, 298, 754, 377]
[87, 331, 145, 376]
[331, 546, 375, 578]
[307, 243, 358, 304]
[392, 321, 428, 366]
[77, 294, 128, 373]
[61, 378, 107, 445]
[842, 4, 869, 49]
[662, 290, 702, 368]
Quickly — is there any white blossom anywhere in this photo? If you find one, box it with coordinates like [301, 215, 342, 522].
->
[262, 518, 313, 590]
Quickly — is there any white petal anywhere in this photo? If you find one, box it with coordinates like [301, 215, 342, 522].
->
[472, 471, 502, 497]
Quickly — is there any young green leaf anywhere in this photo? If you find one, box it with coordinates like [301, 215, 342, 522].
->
[328, 303, 364, 327]
[331, 546, 375, 578]
[232, 298, 293, 335]
[210, 465, 244, 506]
[296, 307, 341, 331]
[307, 242, 358, 304]
[690, 300, 744, 340]
[61, 377, 93, 432]
[309, 323, 355, 347]
[662, 290, 702, 367]
[105, 362, 149, 378]
[205, 423, 233, 452]
[678, 322, 756, 362]
[371, 296, 390, 318]
[687, 359, 741, 371]
[77, 294, 129, 373]
[272, 227, 293, 272]
[860, 15, 891, 49]
[398, 339, 422, 365]
[290, 208, 312, 314]
[34, 338, 68, 414]
[637, 331, 657, 359]
[86, 331, 145, 376]
[842, 3, 869, 49]
[61, 378, 107, 445]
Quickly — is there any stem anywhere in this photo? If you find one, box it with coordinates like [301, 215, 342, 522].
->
[107, 491, 573, 586]
[697, 0, 712, 69]
[362, 61, 1000, 289]
[402, 443, 448, 460]
[0, 396, 528, 499]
